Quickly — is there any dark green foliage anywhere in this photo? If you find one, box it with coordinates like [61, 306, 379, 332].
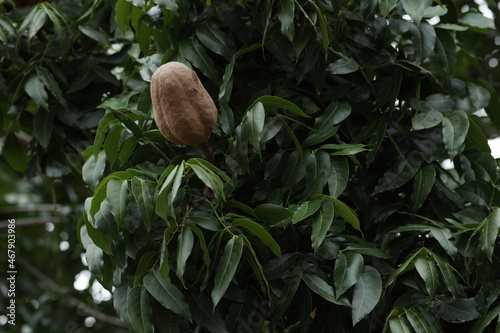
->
[2, 0, 500, 332]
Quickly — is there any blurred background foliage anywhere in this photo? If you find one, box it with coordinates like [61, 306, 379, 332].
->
[0, 0, 499, 332]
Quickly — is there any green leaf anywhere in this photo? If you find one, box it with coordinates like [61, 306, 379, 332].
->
[389, 314, 413, 333]
[302, 273, 348, 306]
[104, 124, 125, 165]
[24, 74, 48, 110]
[131, 177, 155, 231]
[255, 203, 294, 224]
[411, 165, 436, 212]
[278, 0, 294, 42]
[293, 199, 322, 224]
[185, 222, 211, 266]
[82, 151, 107, 190]
[79, 25, 110, 46]
[469, 304, 500, 333]
[442, 110, 469, 159]
[334, 251, 364, 299]
[143, 271, 192, 322]
[479, 208, 500, 261]
[412, 111, 443, 131]
[404, 308, 434, 333]
[211, 236, 244, 309]
[232, 218, 281, 256]
[431, 297, 481, 323]
[262, 253, 298, 280]
[127, 287, 153, 333]
[385, 248, 428, 288]
[28, 8, 47, 40]
[459, 12, 495, 30]
[328, 157, 349, 198]
[401, 0, 425, 26]
[282, 151, 307, 191]
[188, 293, 230, 333]
[36, 65, 65, 104]
[179, 38, 220, 85]
[113, 286, 132, 328]
[414, 255, 439, 297]
[94, 200, 119, 240]
[187, 159, 225, 201]
[85, 243, 105, 278]
[196, 22, 235, 60]
[327, 58, 359, 75]
[176, 225, 194, 284]
[465, 117, 491, 153]
[250, 95, 310, 118]
[311, 200, 335, 250]
[374, 158, 419, 194]
[318, 195, 361, 231]
[33, 109, 54, 148]
[115, 0, 132, 34]
[352, 266, 382, 325]
[245, 101, 266, 157]
[303, 150, 331, 197]
[468, 83, 491, 111]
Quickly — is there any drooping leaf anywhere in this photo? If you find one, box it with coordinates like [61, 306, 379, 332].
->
[211, 236, 244, 309]
[232, 218, 281, 256]
[127, 287, 153, 333]
[143, 271, 192, 322]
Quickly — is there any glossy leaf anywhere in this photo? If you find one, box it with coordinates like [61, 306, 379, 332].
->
[352, 266, 382, 325]
[411, 165, 436, 212]
[431, 297, 481, 323]
[255, 203, 294, 224]
[245, 101, 266, 156]
[211, 236, 244, 309]
[82, 151, 107, 190]
[127, 287, 153, 333]
[143, 271, 192, 321]
[442, 110, 469, 159]
[131, 177, 155, 231]
[293, 199, 322, 224]
[311, 199, 335, 250]
[414, 255, 439, 297]
[232, 218, 281, 256]
[176, 225, 194, 283]
[334, 251, 364, 298]
[412, 111, 443, 131]
[479, 208, 500, 261]
[401, 0, 425, 26]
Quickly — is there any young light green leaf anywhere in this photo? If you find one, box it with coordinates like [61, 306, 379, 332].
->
[127, 287, 153, 333]
[143, 271, 192, 322]
[311, 200, 335, 250]
[211, 236, 244, 309]
[352, 266, 382, 325]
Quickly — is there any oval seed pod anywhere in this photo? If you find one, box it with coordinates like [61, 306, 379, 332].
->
[150, 62, 217, 146]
